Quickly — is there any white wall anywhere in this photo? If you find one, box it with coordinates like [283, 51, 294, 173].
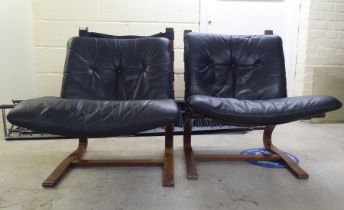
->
[295, 0, 344, 121]
[0, 0, 35, 104]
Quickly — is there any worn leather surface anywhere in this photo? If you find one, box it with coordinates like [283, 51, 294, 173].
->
[7, 36, 177, 137]
[184, 33, 287, 100]
[184, 32, 342, 124]
[187, 95, 342, 125]
[61, 37, 173, 100]
[7, 97, 179, 137]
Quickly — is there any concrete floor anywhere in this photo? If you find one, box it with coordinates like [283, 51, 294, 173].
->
[0, 122, 344, 210]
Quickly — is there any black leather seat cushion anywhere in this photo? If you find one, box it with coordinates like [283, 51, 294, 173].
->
[187, 95, 342, 125]
[7, 97, 179, 137]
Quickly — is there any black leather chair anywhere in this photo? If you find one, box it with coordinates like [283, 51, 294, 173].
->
[7, 28, 178, 187]
[183, 31, 342, 180]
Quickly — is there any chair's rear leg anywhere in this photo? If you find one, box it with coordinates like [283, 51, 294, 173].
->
[163, 124, 174, 187]
[183, 118, 198, 180]
[263, 126, 309, 179]
[42, 137, 88, 188]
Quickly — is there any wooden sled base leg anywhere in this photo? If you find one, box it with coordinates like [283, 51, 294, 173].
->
[163, 125, 175, 187]
[183, 123, 309, 181]
[42, 137, 88, 188]
[270, 145, 309, 179]
[183, 118, 198, 180]
[264, 125, 309, 179]
[43, 129, 175, 188]
[163, 148, 174, 187]
[184, 146, 198, 180]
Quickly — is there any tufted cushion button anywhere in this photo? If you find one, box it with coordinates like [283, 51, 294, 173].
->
[231, 63, 236, 68]
[88, 66, 96, 74]
[89, 66, 96, 71]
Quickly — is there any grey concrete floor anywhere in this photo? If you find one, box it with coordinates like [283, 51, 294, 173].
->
[0, 122, 344, 210]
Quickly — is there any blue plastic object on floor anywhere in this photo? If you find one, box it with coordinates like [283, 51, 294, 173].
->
[240, 148, 299, 169]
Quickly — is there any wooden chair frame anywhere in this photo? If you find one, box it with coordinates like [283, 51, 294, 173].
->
[43, 124, 174, 187]
[183, 114, 309, 180]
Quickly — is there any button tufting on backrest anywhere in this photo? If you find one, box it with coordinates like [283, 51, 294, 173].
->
[89, 66, 96, 72]
[61, 37, 172, 100]
[184, 33, 287, 100]
[142, 63, 147, 71]
[254, 60, 260, 67]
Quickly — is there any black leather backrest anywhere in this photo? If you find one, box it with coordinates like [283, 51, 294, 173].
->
[61, 37, 173, 100]
[184, 32, 287, 100]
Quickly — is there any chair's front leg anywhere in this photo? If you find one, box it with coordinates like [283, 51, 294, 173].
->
[263, 125, 275, 150]
[183, 117, 198, 180]
[163, 124, 174, 187]
[263, 125, 309, 179]
[42, 137, 88, 188]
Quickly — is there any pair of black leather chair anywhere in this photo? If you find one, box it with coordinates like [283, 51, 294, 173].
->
[7, 28, 342, 187]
